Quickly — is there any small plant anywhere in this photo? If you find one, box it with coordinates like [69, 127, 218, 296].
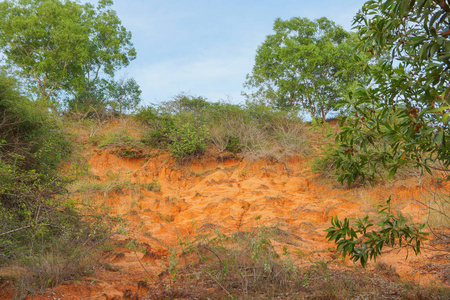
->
[144, 180, 161, 192]
[325, 198, 429, 267]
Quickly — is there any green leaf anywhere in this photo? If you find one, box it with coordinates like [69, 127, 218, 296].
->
[429, 106, 450, 113]
[388, 166, 397, 179]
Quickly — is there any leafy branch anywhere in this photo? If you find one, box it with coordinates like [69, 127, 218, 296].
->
[325, 197, 429, 267]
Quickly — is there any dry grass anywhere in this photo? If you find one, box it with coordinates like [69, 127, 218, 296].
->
[5, 248, 102, 299]
[423, 190, 450, 229]
[142, 227, 450, 299]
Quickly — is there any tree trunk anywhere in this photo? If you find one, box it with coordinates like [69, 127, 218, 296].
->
[321, 107, 326, 124]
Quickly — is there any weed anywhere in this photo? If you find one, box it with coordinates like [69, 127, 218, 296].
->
[144, 180, 161, 192]
[160, 214, 174, 223]
[375, 262, 399, 279]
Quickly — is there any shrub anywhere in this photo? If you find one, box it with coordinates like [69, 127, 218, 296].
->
[326, 198, 428, 267]
[136, 94, 309, 161]
[312, 134, 424, 185]
[136, 106, 174, 147]
[225, 135, 242, 153]
[0, 73, 110, 296]
[168, 121, 208, 160]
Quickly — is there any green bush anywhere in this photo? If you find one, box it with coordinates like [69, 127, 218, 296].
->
[312, 132, 423, 185]
[168, 121, 209, 160]
[326, 198, 428, 267]
[0, 73, 109, 295]
[225, 135, 242, 153]
[136, 94, 309, 161]
[136, 106, 175, 147]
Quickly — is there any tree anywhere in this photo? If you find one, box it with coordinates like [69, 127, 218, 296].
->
[327, 0, 450, 267]
[0, 0, 136, 111]
[333, 0, 450, 187]
[65, 76, 141, 116]
[107, 77, 142, 114]
[244, 17, 358, 122]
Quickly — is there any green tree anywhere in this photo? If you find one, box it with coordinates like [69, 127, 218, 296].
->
[244, 17, 358, 122]
[66, 77, 142, 116]
[327, 0, 450, 267]
[333, 0, 450, 186]
[107, 77, 142, 114]
[0, 0, 136, 111]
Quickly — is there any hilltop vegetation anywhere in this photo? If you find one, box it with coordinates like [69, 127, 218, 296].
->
[135, 95, 308, 161]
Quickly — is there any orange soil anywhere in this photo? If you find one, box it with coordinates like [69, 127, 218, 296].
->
[6, 143, 449, 299]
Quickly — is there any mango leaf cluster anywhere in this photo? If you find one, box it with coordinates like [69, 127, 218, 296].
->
[325, 198, 428, 267]
[334, 0, 450, 186]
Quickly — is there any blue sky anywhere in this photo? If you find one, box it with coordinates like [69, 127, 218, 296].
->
[108, 0, 367, 106]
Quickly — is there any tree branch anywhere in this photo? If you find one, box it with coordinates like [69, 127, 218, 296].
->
[0, 225, 32, 237]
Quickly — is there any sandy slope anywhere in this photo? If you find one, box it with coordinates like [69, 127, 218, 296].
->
[16, 142, 449, 299]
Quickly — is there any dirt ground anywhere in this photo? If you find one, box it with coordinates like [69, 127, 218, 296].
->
[2, 120, 449, 299]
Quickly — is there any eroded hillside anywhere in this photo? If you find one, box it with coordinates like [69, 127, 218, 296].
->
[3, 118, 449, 299]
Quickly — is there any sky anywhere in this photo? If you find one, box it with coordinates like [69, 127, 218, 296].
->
[107, 0, 367, 106]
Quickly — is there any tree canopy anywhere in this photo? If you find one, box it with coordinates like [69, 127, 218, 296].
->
[244, 17, 358, 122]
[0, 0, 137, 112]
[333, 0, 450, 186]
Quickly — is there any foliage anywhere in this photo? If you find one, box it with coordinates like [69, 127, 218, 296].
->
[0, 0, 136, 112]
[0, 73, 69, 183]
[136, 106, 175, 147]
[244, 17, 359, 122]
[136, 94, 309, 161]
[168, 120, 209, 161]
[106, 77, 142, 114]
[225, 134, 242, 153]
[136, 97, 210, 160]
[326, 198, 429, 267]
[333, 0, 450, 186]
[0, 73, 109, 296]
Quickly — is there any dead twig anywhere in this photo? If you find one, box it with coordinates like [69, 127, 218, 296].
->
[0, 225, 32, 237]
